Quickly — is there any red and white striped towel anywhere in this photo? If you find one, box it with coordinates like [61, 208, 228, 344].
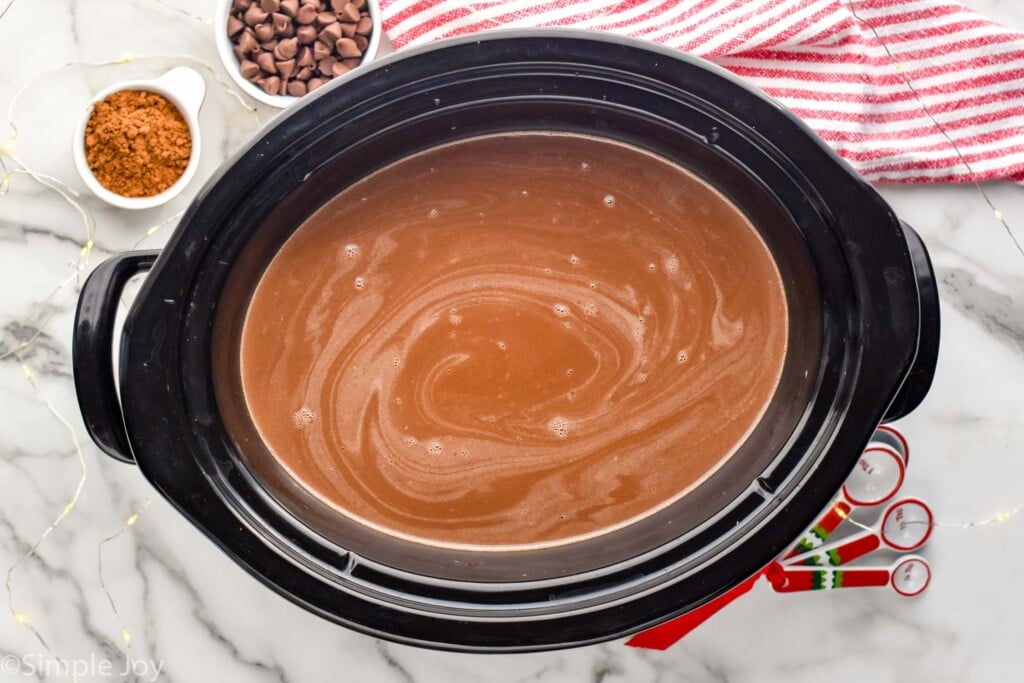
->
[380, 0, 1024, 183]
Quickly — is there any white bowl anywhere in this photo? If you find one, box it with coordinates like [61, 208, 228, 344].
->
[214, 0, 383, 109]
[73, 67, 207, 210]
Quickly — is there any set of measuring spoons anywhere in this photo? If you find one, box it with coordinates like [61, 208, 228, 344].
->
[767, 426, 933, 597]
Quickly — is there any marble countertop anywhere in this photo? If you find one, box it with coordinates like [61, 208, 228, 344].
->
[2, 0, 1023, 680]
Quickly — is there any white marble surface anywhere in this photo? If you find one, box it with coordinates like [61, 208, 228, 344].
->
[1, 0, 1023, 680]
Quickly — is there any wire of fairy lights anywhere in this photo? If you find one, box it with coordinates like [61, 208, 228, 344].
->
[97, 498, 154, 652]
[0, 0, 1022, 667]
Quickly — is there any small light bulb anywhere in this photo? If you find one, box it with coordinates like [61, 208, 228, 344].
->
[126, 514, 138, 527]
[995, 512, 1012, 523]
[13, 612, 29, 625]
[122, 628, 132, 646]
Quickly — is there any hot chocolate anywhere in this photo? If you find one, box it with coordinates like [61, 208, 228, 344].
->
[239, 132, 788, 549]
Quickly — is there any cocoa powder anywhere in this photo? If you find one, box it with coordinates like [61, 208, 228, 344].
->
[84, 90, 192, 198]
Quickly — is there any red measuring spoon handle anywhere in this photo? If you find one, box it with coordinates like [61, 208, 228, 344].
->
[797, 532, 882, 567]
[768, 563, 891, 592]
[783, 500, 853, 559]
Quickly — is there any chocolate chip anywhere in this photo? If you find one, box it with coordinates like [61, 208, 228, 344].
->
[240, 59, 261, 79]
[263, 38, 279, 51]
[329, 0, 346, 10]
[308, 77, 329, 91]
[353, 0, 366, 8]
[258, 75, 281, 94]
[243, 4, 269, 25]
[233, 0, 253, 10]
[272, 12, 292, 33]
[254, 22, 274, 41]
[287, 80, 308, 96]
[335, 37, 360, 58]
[277, 58, 296, 79]
[296, 24, 317, 43]
[317, 11, 337, 24]
[355, 15, 372, 35]
[279, 0, 299, 16]
[260, 0, 280, 11]
[339, 21, 356, 37]
[332, 61, 351, 77]
[233, 44, 245, 60]
[257, 51, 277, 73]
[317, 56, 337, 75]
[296, 66, 314, 80]
[296, 3, 317, 23]
[238, 30, 259, 54]
[342, 57, 361, 69]
[274, 36, 299, 59]
[353, 34, 367, 51]
[312, 40, 331, 60]
[227, 15, 246, 36]
[317, 22, 342, 45]
[339, 3, 360, 22]
[296, 45, 314, 66]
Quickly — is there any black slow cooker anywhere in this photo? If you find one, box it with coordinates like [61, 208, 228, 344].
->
[73, 31, 939, 651]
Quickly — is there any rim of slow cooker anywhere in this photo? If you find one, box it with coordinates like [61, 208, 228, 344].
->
[120, 30, 921, 651]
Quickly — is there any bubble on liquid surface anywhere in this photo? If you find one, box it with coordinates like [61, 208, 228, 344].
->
[635, 373, 647, 383]
[291, 408, 316, 429]
[569, 254, 581, 265]
[565, 368, 574, 377]
[448, 313, 462, 325]
[665, 256, 679, 272]
[428, 441, 443, 455]
[343, 244, 360, 260]
[428, 208, 439, 219]
[496, 341, 507, 351]
[581, 302, 598, 317]
[677, 350, 689, 364]
[648, 263, 657, 272]
[548, 416, 570, 439]
[553, 303, 570, 317]
[581, 162, 590, 172]
[589, 282, 597, 289]
[603, 194, 616, 208]
[354, 276, 366, 290]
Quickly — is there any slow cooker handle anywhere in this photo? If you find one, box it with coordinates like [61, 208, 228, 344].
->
[73, 250, 160, 464]
[883, 223, 940, 422]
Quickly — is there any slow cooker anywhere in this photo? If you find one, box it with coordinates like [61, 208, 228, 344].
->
[73, 31, 940, 651]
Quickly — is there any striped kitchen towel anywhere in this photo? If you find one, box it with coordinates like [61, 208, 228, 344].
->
[380, 0, 1024, 183]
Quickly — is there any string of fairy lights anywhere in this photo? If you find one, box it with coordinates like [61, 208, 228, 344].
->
[0, 0, 1021, 672]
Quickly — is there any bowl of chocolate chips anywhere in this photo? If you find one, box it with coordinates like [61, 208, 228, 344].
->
[216, 0, 379, 107]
